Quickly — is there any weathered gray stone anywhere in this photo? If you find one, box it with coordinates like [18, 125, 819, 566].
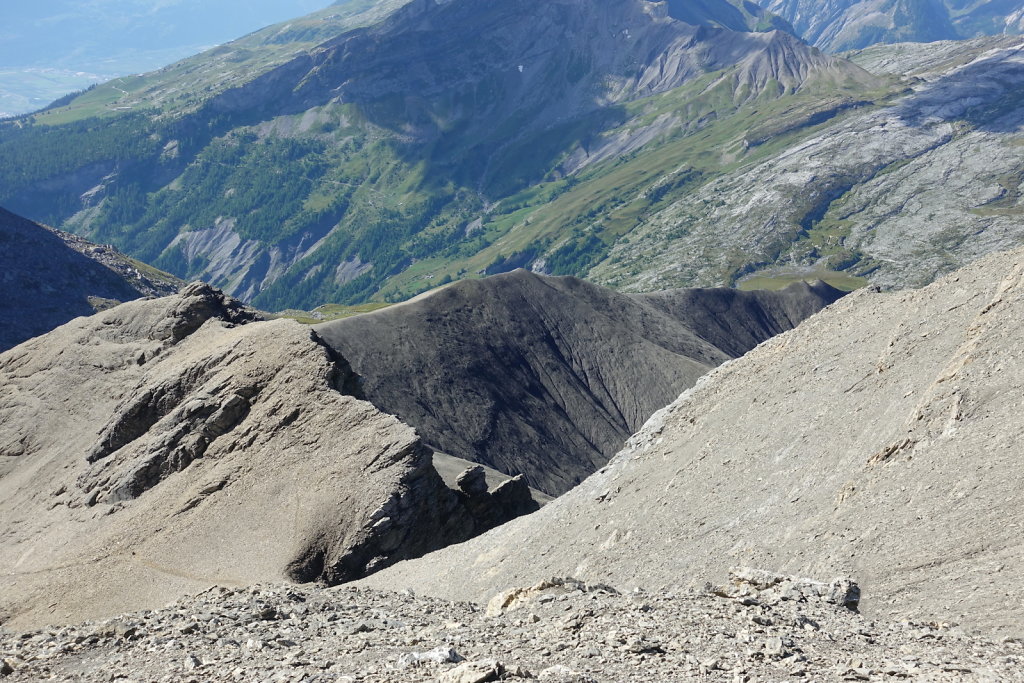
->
[438, 659, 503, 683]
[456, 466, 488, 497]
[364, 247, 1024, 637]
[0, 287, 524, 628]
[396, 645, 462, 669]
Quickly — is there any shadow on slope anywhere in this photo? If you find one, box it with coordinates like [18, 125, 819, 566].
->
[0, 206, 181, 352]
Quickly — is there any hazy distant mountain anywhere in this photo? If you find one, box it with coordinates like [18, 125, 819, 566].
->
[0, 0, 336, 116]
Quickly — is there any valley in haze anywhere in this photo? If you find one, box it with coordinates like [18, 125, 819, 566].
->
[2, 1, 1024, 681]
[0, 0, 336, 117]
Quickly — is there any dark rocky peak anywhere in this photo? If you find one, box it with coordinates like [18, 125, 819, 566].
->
[0, 206, 182, 352]
[315, 270, 844, 496]
[360, 247, 1024, 641]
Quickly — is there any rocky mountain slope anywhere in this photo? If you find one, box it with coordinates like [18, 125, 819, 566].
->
[3, 571, 1022, 682]
[363, 246, 1024, 638]
[0, 284, 534, 630]
[0, 0, 874, 310]
[0, 206, 181, 352]
[316, 270, 843, 495]
[590, 35, 1024, 293]
[765, 0, 1024, 52]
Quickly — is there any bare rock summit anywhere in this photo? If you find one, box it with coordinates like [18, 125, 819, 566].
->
[316, 270, 844, 495]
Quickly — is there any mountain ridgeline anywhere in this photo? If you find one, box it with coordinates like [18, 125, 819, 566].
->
[0, 282, 539, 628]
[0, 0, 873, 311]
[316, 270, 844, 495]
[0, 267, 837, 627]
[364, 246, 1024, 639]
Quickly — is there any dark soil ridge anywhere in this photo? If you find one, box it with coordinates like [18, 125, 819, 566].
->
[316, 269, 844, 495]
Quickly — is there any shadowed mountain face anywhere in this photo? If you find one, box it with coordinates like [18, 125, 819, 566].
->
[0, 207, 181, 352]
[362, 246, 1024, 638]
[315, 270, 844, 495]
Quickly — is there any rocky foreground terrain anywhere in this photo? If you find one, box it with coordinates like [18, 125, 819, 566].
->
[0, 206, 181, 352]
[3, 569, 1022, 682]
[3, 249, 1022, 681]
[4, 237, 1024, 682]
[317, 271, 842, 495]
[1, 268, 835, 633]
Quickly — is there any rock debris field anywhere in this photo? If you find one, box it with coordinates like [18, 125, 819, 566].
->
[2, 570, 1022, 683]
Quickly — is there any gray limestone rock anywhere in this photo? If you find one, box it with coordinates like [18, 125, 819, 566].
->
[438, 659, 504, 683]
[456, 466, 489, 497]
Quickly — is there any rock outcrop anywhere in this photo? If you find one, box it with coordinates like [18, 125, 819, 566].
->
[362, 247, 1024, 637]
[315, 270, 844, 495]
[0, 206, 181, 352]
[0, 284, 533, 629]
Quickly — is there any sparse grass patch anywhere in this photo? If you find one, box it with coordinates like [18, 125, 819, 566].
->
[737, 268, 868, 292]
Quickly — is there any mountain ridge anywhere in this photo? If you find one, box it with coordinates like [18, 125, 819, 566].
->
[0, 282, 536, 629]
[766, 0, 1024, 52]
[0, 0, 878, 310]
[360, 245, 1024, 637]
[315, 269, 844, 495]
